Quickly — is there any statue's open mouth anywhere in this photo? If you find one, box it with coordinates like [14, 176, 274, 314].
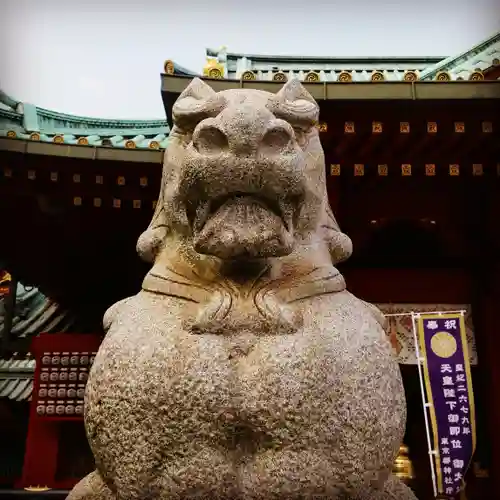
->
[190, 192, 296, 260]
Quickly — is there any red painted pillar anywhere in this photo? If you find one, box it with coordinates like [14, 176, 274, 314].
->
[19, 333, 101, 488]
[21, 418, 59, 488]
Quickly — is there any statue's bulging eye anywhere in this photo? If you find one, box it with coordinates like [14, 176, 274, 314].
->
[262, 127, 293, 151]
[193, 125, 228, 155]
[174, 113, 216, 136]
[293, 126, 310, 148]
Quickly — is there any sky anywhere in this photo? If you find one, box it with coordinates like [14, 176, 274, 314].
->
[0, 0, 499, 119]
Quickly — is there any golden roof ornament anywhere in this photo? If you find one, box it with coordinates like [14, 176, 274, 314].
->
[241, 70, 256, 81]
[272, 71, 287, 82]
[469, 70, 484, 81]
[203, 57, 224, 79]
[338, 71, 353, 82]
[435, 71, 451, 81]
[202, 45, 227, 79]
[371, 70, 385, 82]
[164, 60, 175, 75]
[403, 70, 419, 82]
[305, 71, 320, 82]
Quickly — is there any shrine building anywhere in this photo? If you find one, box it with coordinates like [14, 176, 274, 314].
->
[0, 30, 499, 499]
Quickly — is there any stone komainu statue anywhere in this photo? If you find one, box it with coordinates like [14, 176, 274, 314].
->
[68, 79, 417, 500]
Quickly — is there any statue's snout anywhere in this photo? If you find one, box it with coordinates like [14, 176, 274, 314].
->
[192, 106, 296, 158]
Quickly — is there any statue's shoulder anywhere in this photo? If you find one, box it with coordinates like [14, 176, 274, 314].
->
[102, 292, 178, 331]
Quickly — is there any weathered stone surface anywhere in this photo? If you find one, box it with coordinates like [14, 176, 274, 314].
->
[68, 78, 417, 499]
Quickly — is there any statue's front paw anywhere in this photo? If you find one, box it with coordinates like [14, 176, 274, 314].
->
[66, 471, 114, 500]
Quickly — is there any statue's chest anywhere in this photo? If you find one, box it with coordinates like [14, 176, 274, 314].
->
[88, 298, 400, 462]
[92, 325, 343, 417]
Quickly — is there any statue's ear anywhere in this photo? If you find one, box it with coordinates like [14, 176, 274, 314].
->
[269, 78, 319, 125]
[178, 77, 217, 101]
[274, 78, 316, 105]
[323, 205, 353, 264]
[173, 78, 225, 127]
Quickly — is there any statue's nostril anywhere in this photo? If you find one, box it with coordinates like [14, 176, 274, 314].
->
[260, 127, 293, 153]
[193, 126, 228, 154]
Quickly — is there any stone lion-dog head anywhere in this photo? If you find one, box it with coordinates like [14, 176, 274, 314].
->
[137, 77, 351, 268]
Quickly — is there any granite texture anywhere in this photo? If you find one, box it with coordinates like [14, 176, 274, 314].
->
[68, 78, 416, 500]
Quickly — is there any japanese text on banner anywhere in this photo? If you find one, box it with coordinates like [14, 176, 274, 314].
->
[417, 314, 476, 497]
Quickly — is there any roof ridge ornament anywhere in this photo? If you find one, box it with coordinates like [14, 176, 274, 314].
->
[403, 70, 419, 82]
[304, 71, 320, 82]
[371, 70, 385, 82]
[203, 57, 224, 79]
[435, 71, 451, 81]
[338, 70, 352, 82]
[469, 70, 484, 81]
[164, 60, 175, 75]
[272, 71, 287, 82]
[241, 70, 256, 81]
[203, 47, 227, 79]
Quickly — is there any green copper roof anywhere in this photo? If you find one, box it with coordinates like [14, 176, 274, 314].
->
[0, 60, 198, 149]
[2, 32, 498, 151]
[0, 90, 170, 150]
[205, 31, 500, 82]
[420, 31, 500, 80]
[0, 359, 34, 401]
[208, 47, 445, 64]
[206, 47, 446, 82]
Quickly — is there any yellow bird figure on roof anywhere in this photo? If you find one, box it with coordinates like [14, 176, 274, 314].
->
[203, 57, 225, 79]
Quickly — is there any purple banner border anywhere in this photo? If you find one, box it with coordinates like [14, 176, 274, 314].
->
[417, 313, 477, 497]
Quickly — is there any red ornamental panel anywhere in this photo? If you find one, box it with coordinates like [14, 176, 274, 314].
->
[35, 351, 96, 419]
[21, 333, 101, 489]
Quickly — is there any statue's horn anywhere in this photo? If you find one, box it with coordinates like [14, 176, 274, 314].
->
[173, 78, 225, 126]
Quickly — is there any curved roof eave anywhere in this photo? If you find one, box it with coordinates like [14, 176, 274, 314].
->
[206, 47, 446, 65]
[0, 90, 21, 112]
[0, 77, 172, 148]
[0, 61, 201, 142]
[34, 106, 167, 127]
[420, 30, 500, 80]
[170, 62, 199, 77]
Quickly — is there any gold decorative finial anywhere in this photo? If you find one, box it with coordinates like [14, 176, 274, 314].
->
[403, 70, 418, 82]
[305, 71, 320, 82]
[164, 60, 175, 75]
[241, 70, 256, 81]
[371, 71, 385, 82]
[469, 70, 484, 81]
[338, 71, 352, 82]
[203, 57, 224, 79]
[272, 71, 287, 82]
[435, 71, 451, 81]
